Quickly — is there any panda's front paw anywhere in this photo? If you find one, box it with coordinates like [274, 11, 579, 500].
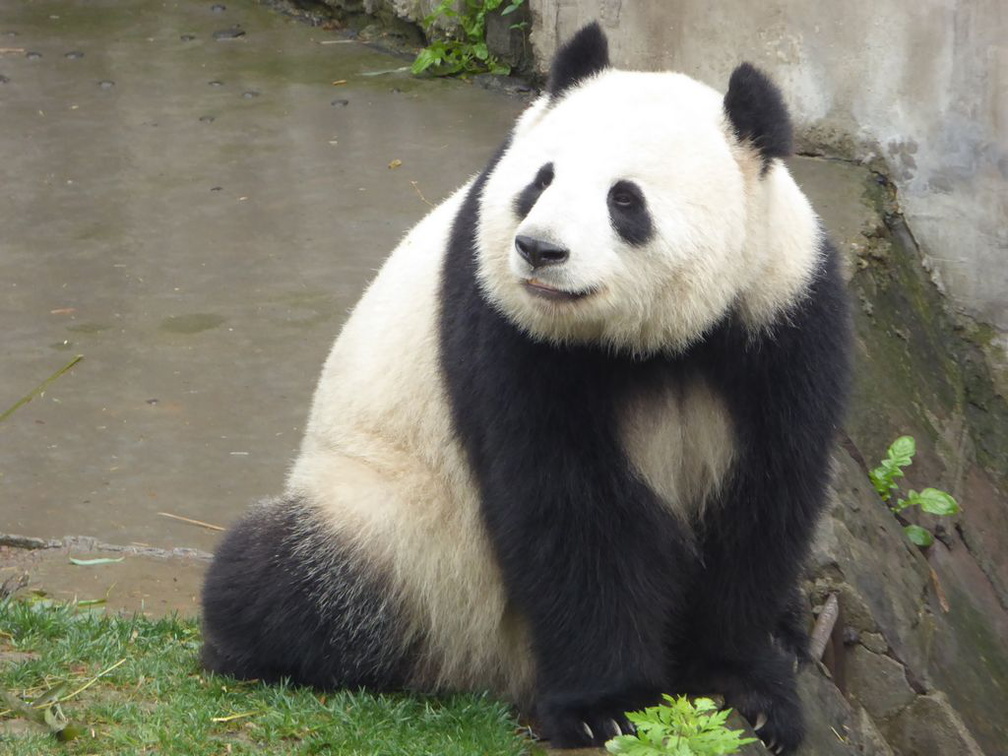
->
[726, 685, 805, 755]
[536, 691, 652, 749]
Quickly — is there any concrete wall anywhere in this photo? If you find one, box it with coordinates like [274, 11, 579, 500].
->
[530, 0, 1007, 354]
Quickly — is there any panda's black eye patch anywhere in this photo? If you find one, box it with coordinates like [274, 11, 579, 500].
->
[514, 162, 554, 219]
[608, 180, 653, 246]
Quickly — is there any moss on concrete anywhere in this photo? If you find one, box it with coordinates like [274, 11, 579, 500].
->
[845, 168, 1008, 486]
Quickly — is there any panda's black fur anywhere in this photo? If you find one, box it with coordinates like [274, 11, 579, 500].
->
[546, 16, 611, 99]
[202, 22, 851, 754]
[201, 500, 419, 691]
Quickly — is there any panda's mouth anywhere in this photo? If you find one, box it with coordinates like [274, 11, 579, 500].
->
[523, 278, 594, 302]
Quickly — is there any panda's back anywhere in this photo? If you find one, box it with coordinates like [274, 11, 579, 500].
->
[290, 186, 470, 492]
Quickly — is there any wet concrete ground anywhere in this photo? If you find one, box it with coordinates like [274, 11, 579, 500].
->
[1, 0, 524, 566]
[1, 1, 881, 616]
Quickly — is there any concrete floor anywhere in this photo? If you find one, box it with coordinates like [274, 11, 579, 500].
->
[0, 0, 524, 556]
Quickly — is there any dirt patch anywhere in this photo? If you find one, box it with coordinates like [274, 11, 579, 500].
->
[1, 539, 208, 618]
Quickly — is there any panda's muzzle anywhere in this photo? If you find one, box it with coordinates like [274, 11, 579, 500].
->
[515, 235, 595, 301]
[515, 235, 569, 269]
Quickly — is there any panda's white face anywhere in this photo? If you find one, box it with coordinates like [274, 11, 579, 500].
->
[475, 69, 815, 356]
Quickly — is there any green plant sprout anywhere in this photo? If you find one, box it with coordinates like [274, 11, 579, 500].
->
[869, 435, 960, 547]
[605, 695, 757, 756]
[411, 0, 524, 77]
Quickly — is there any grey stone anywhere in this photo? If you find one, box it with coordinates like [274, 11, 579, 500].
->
[822, 452, 934, 680]
[859, 632, 888, 655]
[846, 646, 916, 720]
[485, 5, 530, 70]
[791, 669, 864, 755]
[853, 706, 896, 756]
[884, 693, 985, 756]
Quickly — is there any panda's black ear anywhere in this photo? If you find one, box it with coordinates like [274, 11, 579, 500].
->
[724, 63, 793, 172]
[547, 22, 609, 99]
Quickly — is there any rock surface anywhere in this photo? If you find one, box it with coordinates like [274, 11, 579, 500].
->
[787, 157, 1006, 755]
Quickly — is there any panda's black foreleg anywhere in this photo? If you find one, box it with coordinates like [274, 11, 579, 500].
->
[682, 253, 849, 753]
[688, 643, 805, 755]
[671, 469, 820, 755]
[774, 582, 812, 667]
[482, 468, 695, 748]
[460, 347, 697, 748]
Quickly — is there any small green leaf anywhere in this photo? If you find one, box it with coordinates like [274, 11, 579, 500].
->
[870, 456, 905, 501]
[692, 696, 717, 712]
[501, 1, 524, 14]
[605, 734, 664, 754]
[888, 435, 916, 465]
[912, 487, 960, 516]
[460, 17, 482, 39]
[411, 48, 437, 74]
[55, 723, 86, 742]
[43, 704, 68, 733]
[904, 524, 934, 547]
[473, 42, 489, 60]
[869, 469, 887, 498]
[69, 556, 124, 566]
[421, 0, 456, 27]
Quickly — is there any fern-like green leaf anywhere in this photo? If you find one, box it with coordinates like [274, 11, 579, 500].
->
[608, 695, 756, 755]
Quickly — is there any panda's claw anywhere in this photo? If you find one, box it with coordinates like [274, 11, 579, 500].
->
[581, 722, 594, 740]
[754, 712, 767, 732]
[608, 718, 622, 736]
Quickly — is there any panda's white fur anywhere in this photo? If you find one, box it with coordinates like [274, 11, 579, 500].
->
[286, 189, 537, 701]
[202, 23, 850, 754]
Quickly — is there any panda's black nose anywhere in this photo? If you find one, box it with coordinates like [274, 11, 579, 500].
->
[515, 235, 569, 269]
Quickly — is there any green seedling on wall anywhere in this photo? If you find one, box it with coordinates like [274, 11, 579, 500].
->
[412, 0, 525, 76]
[606, 695, 756, 756]
[869, 435, 960, 547]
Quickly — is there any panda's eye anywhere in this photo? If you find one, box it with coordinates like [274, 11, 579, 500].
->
[608, 181, 643, 210]
[608, 180, 653, 246]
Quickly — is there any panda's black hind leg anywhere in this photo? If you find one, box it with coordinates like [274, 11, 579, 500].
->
[201, 497, 416, 691]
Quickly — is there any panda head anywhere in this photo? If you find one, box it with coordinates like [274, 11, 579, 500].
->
[475, 23, 820, 356]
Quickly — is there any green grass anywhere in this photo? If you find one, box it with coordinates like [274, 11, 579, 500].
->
[0, 599, 533, 755]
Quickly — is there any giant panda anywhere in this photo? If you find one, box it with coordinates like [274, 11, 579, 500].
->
[201, 22, 850, 754]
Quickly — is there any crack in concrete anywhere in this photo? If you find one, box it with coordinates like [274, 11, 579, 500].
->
[1, 533, 212, 561]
